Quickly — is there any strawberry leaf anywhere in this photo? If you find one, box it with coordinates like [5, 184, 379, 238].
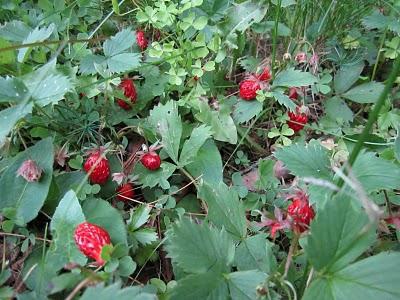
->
[166, 217, 235, 274]
[273, 68, 318, 87]
[80, 282, 156, 300]
[227, 270, 268, 300]
[232, 98, 263, 123]
[0, 77, 29, 103]
[136, 162, 177, 189]
[342, 81, 384, 103]
[178, 125, 212, 166]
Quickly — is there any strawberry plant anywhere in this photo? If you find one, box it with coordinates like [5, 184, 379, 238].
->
[1, 0, 400, 299]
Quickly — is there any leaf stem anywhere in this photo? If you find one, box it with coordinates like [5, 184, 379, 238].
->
[271, 0, 282, 78]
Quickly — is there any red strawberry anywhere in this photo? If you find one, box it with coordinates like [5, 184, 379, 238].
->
[287, 106, 308, 132]
[83, 150, 110, 185]
[288, 87, 299, 100]
[136, 30, 148, 51]
[287, 193, 315, 233]
[141, 152, 161, 170]
[239, 79, 261, 100]
[258, 67, 272, 81]
[116, 79, 137, 110]
[116, 182, 135, 201]
[74, 222, 111, 265]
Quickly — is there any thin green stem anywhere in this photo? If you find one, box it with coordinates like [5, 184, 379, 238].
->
[371, 28, 387, 81]
[271, 0, 282, 78]
[337, 54, 400, 189]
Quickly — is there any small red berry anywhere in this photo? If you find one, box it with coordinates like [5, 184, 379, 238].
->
[239, 79, 261, 100]
[287, 107, 308, 132]
[116, 79, 137, 110]
[287, 194, 315, 233]
[136, 30, 148, 51]
[288, 87, 299, 100]
[74, 222, 111, 265]
[116, 183, 135, 201]
[258, 67, 272, 81]
[141, 152, 161, 170]
[83, 150, 110, 185]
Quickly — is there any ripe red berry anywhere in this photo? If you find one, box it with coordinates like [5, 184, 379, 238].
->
[116, 183, 135, 201]
[288, 87, 299, 100]
[141, 152, 161, 170]
[83, 150, 110, 185]
[287, 195, 315, 233]
[287, 107, 308, 132]
[74, 222, 111, 265]
[258, 67, 272, 81]
[116, 79, 137, 110]
[136, 30, 148, 50]
[239, 79, 261, 100]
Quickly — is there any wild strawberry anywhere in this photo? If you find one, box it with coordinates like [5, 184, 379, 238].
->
[287, 192, 315, 233]
[239, 79, 261, 100]
[141, 152, 161, 170]
[257, 67, 272, 81]
[288, 87, 299, 100]
[83, 150, 110, 185]
[16, 160, 42, 182]
[74, 222, 111, 265]
[116, 79, 137, 110]
[287, 106, 308, 132]
[136, 30, 148, 51]
[116, 182, 135, 201]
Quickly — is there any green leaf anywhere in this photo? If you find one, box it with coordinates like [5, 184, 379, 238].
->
[234, 234, 276, 273]
[81, 282, 156, 300]
[232, 99, 263, 123]
[49, 190, 86, 267]
[79, 54, 106, 75]
[0, 103, 33, 144]
[132, 228, 158, 246]
[352, 152, 400, 192]
[82, 198, 128, 245]
[274, 141, 333, 180]
[18, 24, 55, 63]
[0, 138, 54, 224]
[272, 91, 297, 111]
[342, 81, 384, 103]
[324, 97, 354, 123]
[179, 125, 212, 166]
[334, 61, 364, 94]
[193, 16, 208, 30]
[170, 272, 229, 300]
[22, 62, 72, 106]
[362, 10, 391, 30]
[273, 68, 318, 87]
[395, 132, 400, 162]
[128, 204, 152, 231]
[255, 159, 279, 190]
[136, 162, 177, 189]
[227, 270, 267, 300]
[305, 194, 376, 273]
[0, 38, 16, 65]
[148, 101, 182, 164]
[106, 52, 141, 73]
[196, 0, 230, 22]
[198, 182, 247, 239]
[304, 252, 400, 300]
[165, 217, 235, 274]
[186, 139, 223, 184]
[0, 20, 31, 42]
[103, 29, 136, 57]
[118, 256, 137, 277]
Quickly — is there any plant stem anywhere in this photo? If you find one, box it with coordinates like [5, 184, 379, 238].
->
[337, 54, 400, 189]
[271, 0, 282, 78]
[371, 28, 387, 81]
[283, 233, 299, 279]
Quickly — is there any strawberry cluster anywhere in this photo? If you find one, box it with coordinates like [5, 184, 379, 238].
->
[238, 67, 272, 101]
[287, 106, 308, 132]
[116, 79, 137, 110]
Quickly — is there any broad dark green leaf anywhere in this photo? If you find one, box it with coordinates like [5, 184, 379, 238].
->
[170, 272, 229, 300]
[274, 141, 333, 180]
[49, 190, 86, 267]
[234, 234, 276, 273]
[0, 103, 33, 144]
[18, 24, 55, 62]
[0, 77, 29, 103]
[186, 139, 223, 184]
[0, 20, 31, 42]
[148, 101, 182, 163]
[362, 10, 391, 30]
[334, 61, 364, 94]
[342, 81, 384, 103]
[272, 91, 297, 111]
[227, 270, 268, 300]
[179, 125, 212, 166]
[198, 182, 247, 239]
[0, 138, 53, 224]
[136, 162, 176, 189]
[324, 97, 354, 123]
[304, 252, 400, 300]
[305, 194, 376, 273]
[81, 282, 156, 300]
[232, 99, 263, 123]
[194, 0, 230, 22]
[103, 29, 135, 57]
[106, 53, 141, 73]
[352, 152, 400, 192]
[165, 217, 235, 274]
[83, 198, 127, 245]
[128, 204, 152, 231]
[273, 68, 318, 87]
[79, 54, 106, 75]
